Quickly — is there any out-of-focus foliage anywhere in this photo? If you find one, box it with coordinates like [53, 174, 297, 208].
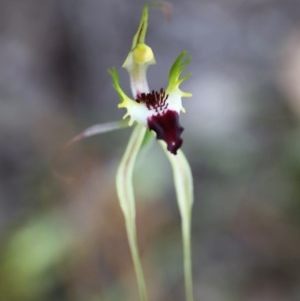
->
[1, 0, 300, 301]
[0, 213, 74, 300]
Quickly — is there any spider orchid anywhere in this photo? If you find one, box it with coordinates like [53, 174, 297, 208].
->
[56, 5, 194, 301]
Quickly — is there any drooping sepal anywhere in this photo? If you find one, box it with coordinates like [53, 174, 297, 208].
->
[160, 143, 194, 301]
[116, 125, 148, 301]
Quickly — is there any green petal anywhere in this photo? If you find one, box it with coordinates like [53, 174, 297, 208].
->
[109, 68, 141, 125]
[116, 125, 148, 301]
[167, 51, 192, 97]
[160, 142, 194, 301]
[109, 68, 134, 106]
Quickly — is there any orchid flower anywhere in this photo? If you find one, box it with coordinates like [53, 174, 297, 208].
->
[57, 5, 194, 301]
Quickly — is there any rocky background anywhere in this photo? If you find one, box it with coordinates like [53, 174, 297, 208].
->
[1, 0, 300, 300]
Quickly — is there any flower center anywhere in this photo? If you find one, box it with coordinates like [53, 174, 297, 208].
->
[136, 88, 169, 114]
[148, 110, 184, 155]
[136, 88, 183, 155]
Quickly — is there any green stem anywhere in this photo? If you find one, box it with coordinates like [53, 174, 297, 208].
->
[116, 125, 148, 301]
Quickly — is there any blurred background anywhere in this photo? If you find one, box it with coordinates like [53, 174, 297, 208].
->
[1, 0, 300, 300]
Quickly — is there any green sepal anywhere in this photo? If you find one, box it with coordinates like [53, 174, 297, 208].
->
[132, 6, 149, 48]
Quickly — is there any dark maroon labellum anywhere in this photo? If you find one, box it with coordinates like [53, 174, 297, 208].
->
[147, 110, 184, 155]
